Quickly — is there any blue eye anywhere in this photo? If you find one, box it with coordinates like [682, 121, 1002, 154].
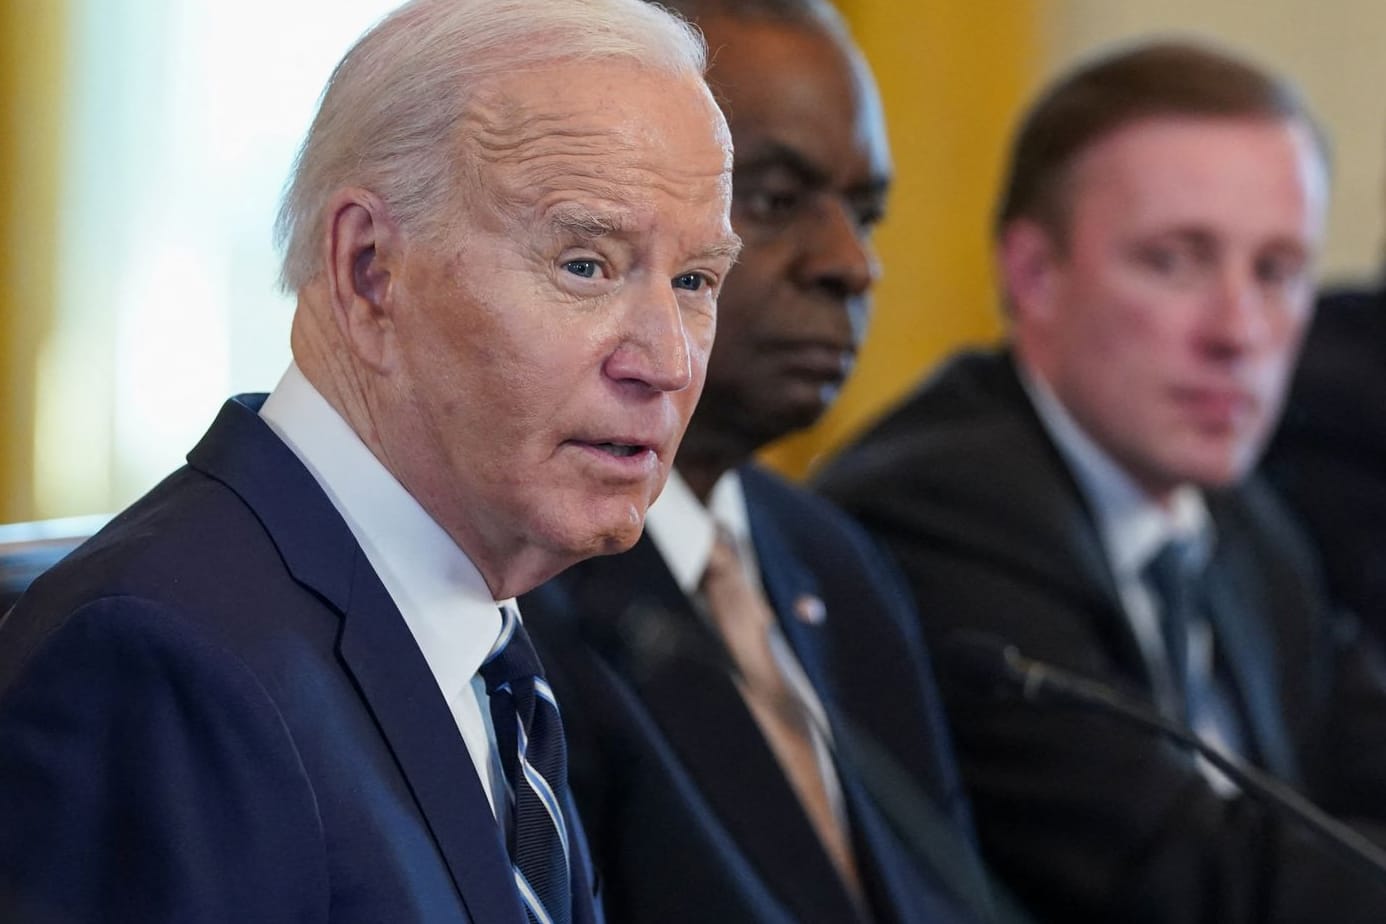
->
[673, 273, 707, 291]
[563, 260, 599, 278]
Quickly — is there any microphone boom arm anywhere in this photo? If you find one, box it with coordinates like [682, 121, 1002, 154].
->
[981, 639, 1386, 889]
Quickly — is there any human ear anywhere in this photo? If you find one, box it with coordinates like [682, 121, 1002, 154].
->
[998, 218, 1061, 325]
[324, 188, 402, 373]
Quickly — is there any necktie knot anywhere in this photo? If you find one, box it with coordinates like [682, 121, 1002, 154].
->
[1143, 537, 1203, 606]
[481, 605, 544, 694]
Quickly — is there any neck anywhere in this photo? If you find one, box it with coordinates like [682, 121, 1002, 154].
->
[676, 416, 763, 504]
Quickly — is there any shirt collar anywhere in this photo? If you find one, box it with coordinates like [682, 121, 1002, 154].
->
[1019, 364, 1213, 579]
[259, 363, 506, 700]
[645, 468, 752, 594]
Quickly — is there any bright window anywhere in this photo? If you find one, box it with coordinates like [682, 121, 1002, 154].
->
[38, 0, 399, 515]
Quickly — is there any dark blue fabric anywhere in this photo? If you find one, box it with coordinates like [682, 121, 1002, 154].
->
[0, 396, 605, 924]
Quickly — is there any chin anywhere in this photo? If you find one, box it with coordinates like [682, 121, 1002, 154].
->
[575, 499, 650, 557]
[1178, 455, 1251, 491]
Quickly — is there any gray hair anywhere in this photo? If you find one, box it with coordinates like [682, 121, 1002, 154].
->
[275, 0, 708, 292]
[654, 0, 845, 29]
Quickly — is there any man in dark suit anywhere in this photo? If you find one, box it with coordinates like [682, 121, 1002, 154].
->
[521, 3, 998, 922]
[817, 41, 1386, 923]
[1264, 279, 1386, 641]
[0, 1, 742, 921]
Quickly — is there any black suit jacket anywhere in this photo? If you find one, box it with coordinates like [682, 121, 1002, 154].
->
[520, 464, 996, 924]
[816, 348, 1386, 923]
[1265, 282, 1386, 640]
[0, 396, 603, 924]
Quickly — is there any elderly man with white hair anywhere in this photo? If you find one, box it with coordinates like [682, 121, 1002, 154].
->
[0, 1, 740, 921]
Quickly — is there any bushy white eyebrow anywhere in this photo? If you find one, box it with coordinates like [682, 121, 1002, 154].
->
[546, 204, 626, 240]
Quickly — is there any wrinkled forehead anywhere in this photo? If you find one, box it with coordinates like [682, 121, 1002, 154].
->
[457, 61, 734, 222]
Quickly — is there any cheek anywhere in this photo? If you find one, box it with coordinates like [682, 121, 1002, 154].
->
[1274, 304, 1314, 355]
[686, 308, 717, 373]
[1251, 326, 1304, 398]
[1078, 281, 1180, 363]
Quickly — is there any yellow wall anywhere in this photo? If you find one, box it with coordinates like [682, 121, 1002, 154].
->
[0, 0, 70, 522]
[761, 0, 1041, 478]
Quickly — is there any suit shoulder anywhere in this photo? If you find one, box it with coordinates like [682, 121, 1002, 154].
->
[18, 468, 276, 610]
[1212, 476, 1325, 579]
[815, 348, 1037, 496]
[3, 465, 333, 688]
[741, 465, 882, 561]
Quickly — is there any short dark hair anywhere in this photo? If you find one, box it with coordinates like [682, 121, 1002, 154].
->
[995, 39, 1328, 242]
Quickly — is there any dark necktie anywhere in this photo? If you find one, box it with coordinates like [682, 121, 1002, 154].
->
[1143, 538, 1247, 768]
[1143, 539, 1201, 722]
[480, 604, 572, 924]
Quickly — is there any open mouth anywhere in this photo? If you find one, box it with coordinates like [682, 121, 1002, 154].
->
[592, 442, 644, 458]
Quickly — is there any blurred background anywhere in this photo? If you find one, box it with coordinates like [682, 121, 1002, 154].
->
[2, 0, 1382, 522]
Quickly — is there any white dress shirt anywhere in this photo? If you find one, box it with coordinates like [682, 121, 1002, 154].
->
[259, 363, 507, 816]
[644, 468, 848, 828]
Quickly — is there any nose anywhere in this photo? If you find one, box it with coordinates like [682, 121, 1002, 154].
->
[602, 284, 695, 393]
[1203, 265, 1274, 357]
[793, 198, 880, 301]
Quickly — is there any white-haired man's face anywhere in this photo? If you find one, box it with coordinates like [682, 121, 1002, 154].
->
[377, 59, 738, 595]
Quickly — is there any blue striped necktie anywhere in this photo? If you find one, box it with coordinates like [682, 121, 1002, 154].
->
[481, 604, 572, 924]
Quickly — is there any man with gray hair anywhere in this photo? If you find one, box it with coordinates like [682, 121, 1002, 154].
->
[0, 0, 739, 921]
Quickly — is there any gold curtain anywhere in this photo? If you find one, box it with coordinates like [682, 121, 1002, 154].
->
[1, 0, 70, 522]
[760, 0, 1041, 478]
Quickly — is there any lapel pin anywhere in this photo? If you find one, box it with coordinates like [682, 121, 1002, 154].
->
[793, 593, 826, 626]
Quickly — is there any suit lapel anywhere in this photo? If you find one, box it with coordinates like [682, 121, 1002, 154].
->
[744, 488, 841, 725]
[984, 357, 1154, 683]
[188, 396, 526, 924]
[1202, 547, 1299, 781]
[337, 570, 526, 923]
[744, 483, 958, 924]
[743, 472, 1001, 924]
[566, 536, 865, 924]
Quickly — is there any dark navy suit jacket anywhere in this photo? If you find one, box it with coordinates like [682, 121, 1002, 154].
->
[521, 464, 995, 924]
[0, 395, 603, 924]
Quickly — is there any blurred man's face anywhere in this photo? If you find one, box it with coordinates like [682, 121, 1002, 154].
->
[687, 16, 890, 454]
[382, 60, 737, 591]
[1005, 115, 1326, 501]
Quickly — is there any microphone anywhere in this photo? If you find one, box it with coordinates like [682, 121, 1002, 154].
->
[947, 632, 1386, 889]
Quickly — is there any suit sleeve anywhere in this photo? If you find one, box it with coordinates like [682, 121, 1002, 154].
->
[0, 596, 329, 924]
